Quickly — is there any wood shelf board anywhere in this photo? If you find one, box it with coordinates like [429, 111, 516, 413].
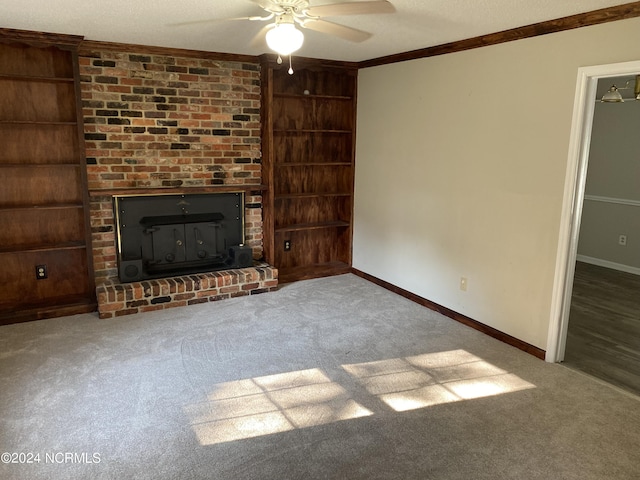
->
[0, 120, 77, 126]
[276, 162, 352, 167]
[89, 184, 268, 197]
[0, 163, 80, 168]
[0, 73, 74, 83]
[276, 221, 350, 233]
[273, 129, 352, 134]
[0, 203, 83, 211]
[0, 241, 87, 254]
[274, 93, 352, 100]
[275, 192, 352, 199]
[277, 262, 352, 284]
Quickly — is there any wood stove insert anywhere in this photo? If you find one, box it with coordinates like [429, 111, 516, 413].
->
[114, 192, 252, 282]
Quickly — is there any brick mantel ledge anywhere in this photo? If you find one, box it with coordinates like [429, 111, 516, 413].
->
[88, 184, 268, 197]
[96, 263, 278, 319]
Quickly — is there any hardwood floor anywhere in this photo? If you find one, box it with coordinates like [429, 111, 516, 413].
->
[563, 261, 640, 396]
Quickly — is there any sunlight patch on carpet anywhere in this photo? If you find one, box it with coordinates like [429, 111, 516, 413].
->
[185, 350, 535, 445]
[343, 349, 536, 411]
[184, 368, 373, 445]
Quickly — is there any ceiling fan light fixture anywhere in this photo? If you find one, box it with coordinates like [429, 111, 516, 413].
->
[266, 21, 304, 56]
[601, 85, 624, 103]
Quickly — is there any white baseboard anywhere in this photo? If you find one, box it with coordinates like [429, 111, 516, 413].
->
[576, 255, 640, 276]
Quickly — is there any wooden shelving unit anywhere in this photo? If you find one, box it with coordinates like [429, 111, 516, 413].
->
[0, 33, 96, 324]
[261, 57, 357, 283]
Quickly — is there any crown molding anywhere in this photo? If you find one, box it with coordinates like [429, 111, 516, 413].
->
[359, 1, 640, 69]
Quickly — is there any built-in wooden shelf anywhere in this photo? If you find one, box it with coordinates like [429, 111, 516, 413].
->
[276, 221, 350, 233]
[0, 295, 97, 326]
[278, 262, 352, 284]
[0, 163, 79, 167]
[0, 73, 74, 83]
[274, 129, 352, 134]
[276, 192, 352, 199]
[274, 93, 353, 101]
[0, 203, 83, 211]
[276, 162, 352, 167]
[262, 60, 356, 282]
[0, 120, 77, 125]
[89, 184, 268, 197]
[0, 241, 86, 255]
[0, 36, 95, 324]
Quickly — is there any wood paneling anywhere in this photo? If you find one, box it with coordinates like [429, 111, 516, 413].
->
[0, 28, 83, 49]
[273, 96, 353, 131]
[0, 248, 92, 308]
[0, 79, 76, 122]
[275, 228, 351, 269]
[275, 165, 352, 195]
[274, 196, 351, 229]
[0, 166, 82, 207]
[0, 123, 78, 164]
[271, 66, 356, 97]
[0, 42, 74, 76]
[0, 207, 85, 251]
[273, 131, 352, 164]
[78, 40, 257, 64]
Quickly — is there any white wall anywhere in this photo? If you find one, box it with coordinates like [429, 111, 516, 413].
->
[354, 17, 640, 350]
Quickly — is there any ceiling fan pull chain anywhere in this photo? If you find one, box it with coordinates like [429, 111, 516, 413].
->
[277, 55, 283, 64]
[288, 55, 294, 75]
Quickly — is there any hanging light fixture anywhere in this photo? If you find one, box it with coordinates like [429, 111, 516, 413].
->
[601, 85, 624, 103]
[265, 13, 304, 56]
[601, 75, 640, 103]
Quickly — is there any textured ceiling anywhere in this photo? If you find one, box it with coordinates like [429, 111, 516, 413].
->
[1, 0, 635, 61]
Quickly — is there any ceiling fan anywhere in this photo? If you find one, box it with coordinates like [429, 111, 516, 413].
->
[176, 1, 395, 59]
[248, 0, 395, 53]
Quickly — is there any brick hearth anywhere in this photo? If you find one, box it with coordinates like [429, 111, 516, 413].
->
[97, 263, 277, 319]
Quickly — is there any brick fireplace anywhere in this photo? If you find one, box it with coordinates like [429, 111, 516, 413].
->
[79, 44, 277, 318]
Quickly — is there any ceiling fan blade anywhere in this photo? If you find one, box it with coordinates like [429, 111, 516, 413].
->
[169, 15, 270, 27]
[250, 0, 282, 12]
[168, 17, 243, 27]
[305, 1, 395, 17]
[301, 18, 371, 42]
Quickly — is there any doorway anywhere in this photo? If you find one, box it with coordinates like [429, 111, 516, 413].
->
[547, 60, 640, 368]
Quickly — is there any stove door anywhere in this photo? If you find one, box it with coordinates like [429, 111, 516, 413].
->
[147, 224, 187, 266]
[185, 222, 222, 262]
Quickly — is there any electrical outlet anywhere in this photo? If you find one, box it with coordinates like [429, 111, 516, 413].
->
[284, 240, 291, 251]
[460, 277, 467, 292]
[36, 264, 48, 280]
[619, 235, 627, 246]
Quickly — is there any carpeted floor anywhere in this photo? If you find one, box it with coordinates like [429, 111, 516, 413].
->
[1, 273, 639, 480]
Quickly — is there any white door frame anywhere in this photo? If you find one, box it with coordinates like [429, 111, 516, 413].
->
[546, 59, 640, 362]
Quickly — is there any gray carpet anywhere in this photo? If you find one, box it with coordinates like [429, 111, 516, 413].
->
[1, 273, 639, 480]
